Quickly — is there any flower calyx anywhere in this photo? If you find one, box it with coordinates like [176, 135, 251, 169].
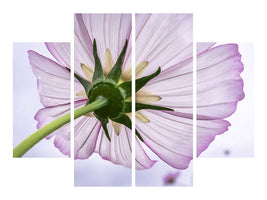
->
[67, 39, 173, 142]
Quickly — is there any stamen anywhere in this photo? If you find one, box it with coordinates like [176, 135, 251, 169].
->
[111, 120, 122, 135]
[136, 61, 149, 78]
[84, 112, 95, 117]
[121, 61, 149, 81]
[81, 63, 94, 81]
[70, 39, 169, 142]
[136, 111, 150, 123]
[121, 67, 131, 81]
[136, 91, 161, 103]
[125, 113, 132, 119]
[104, 48, 114, 75]
[76, 90, 87, 97]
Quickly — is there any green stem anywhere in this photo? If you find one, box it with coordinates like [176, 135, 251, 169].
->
[13, 96, 108, 158]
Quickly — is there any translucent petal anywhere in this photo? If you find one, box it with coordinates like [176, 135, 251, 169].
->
[136, 110, 193, 169]
[136, 14, 193, 76]
[75, 14, 132, 71]
[45, 42, 70, 67]
[197, 43, 244, 119]
[95, 124, 155, 169]
[197, 119, 231, 156]
[74, 116, 101, 159]
[28, 50, 71, 107]
[196, 43, 244, 156]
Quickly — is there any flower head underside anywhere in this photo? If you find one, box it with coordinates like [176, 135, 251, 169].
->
[68, 39, 173, 142]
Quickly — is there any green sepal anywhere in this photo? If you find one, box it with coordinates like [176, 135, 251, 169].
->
[123, 102, 131, 113]
[92, 39, 104, 84]
[106, 40, 128, 84]
[123, 102, 173, 113]
[136, 103, 173, 111]
[66, 67, 91, 95]
[95, 115, 111, 141]
[111, 114, 144, 142]
[136, 67, 161, 93]
[118, 80, 131, 99]
[135, 129, 144, 142]
[118, 66, 161, 100]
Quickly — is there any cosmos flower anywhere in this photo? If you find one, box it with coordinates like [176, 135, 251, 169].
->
[27, 13, 244, 170]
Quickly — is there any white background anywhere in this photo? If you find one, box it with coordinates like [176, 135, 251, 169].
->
[1, 0, 266, 199]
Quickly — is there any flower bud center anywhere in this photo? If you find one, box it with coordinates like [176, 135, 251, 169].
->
[88, 82, 124, 119]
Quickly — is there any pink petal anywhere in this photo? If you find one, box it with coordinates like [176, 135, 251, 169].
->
[147, 59, 193, 89]
[197, 119, 230, 156]
[136, 110, 193, 169]
[143, 59, 193, 118]
[110, 126, 132, 167]
[54, 128, 71, 156]
[45, 42, 70, 67]
[74, 14, 95, 75]
[94, 124, 155, 169]
[28, 50, 71, 107]
[135, 136, 156, 169]
[196, 43, 244, 156]
[136, 14, 193, 76]
[197, 43, 244, 119]
[197, 42, 216, 54]
[74, 116, 101, 159]
[74, 14, 132, 75]
[95, 124, 132, 168]
[34, 103, 71, 130]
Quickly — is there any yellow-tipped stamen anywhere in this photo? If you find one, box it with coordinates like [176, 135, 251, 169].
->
[125, 112, 149, 123]
[136, 91, 161, 103]
[76, 90, 87, 97]
[84, 112, 95, 117]
[104, 48, 114, 76]
[81, 63, 94, 81]
[111, 120, 122, 135]
[121, 67, 131, 81]
[121, 61, 149, 81]
[136, 111, 150, 123]
[136, 61, 149, 78]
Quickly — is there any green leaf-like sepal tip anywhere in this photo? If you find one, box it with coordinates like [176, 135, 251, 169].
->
[118, 81, 131, 99]
[66, 39, 172, 143]
[106, 40, 128, 84]
[136, 67, 161, 93]
[92, 39, 104, 84]
[136, 103, 174, 112]
[66, 67, 91, 95]
[123, 102, 174, 113]
[117, 67, 161, 100]
[95, 115, 111, 141]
